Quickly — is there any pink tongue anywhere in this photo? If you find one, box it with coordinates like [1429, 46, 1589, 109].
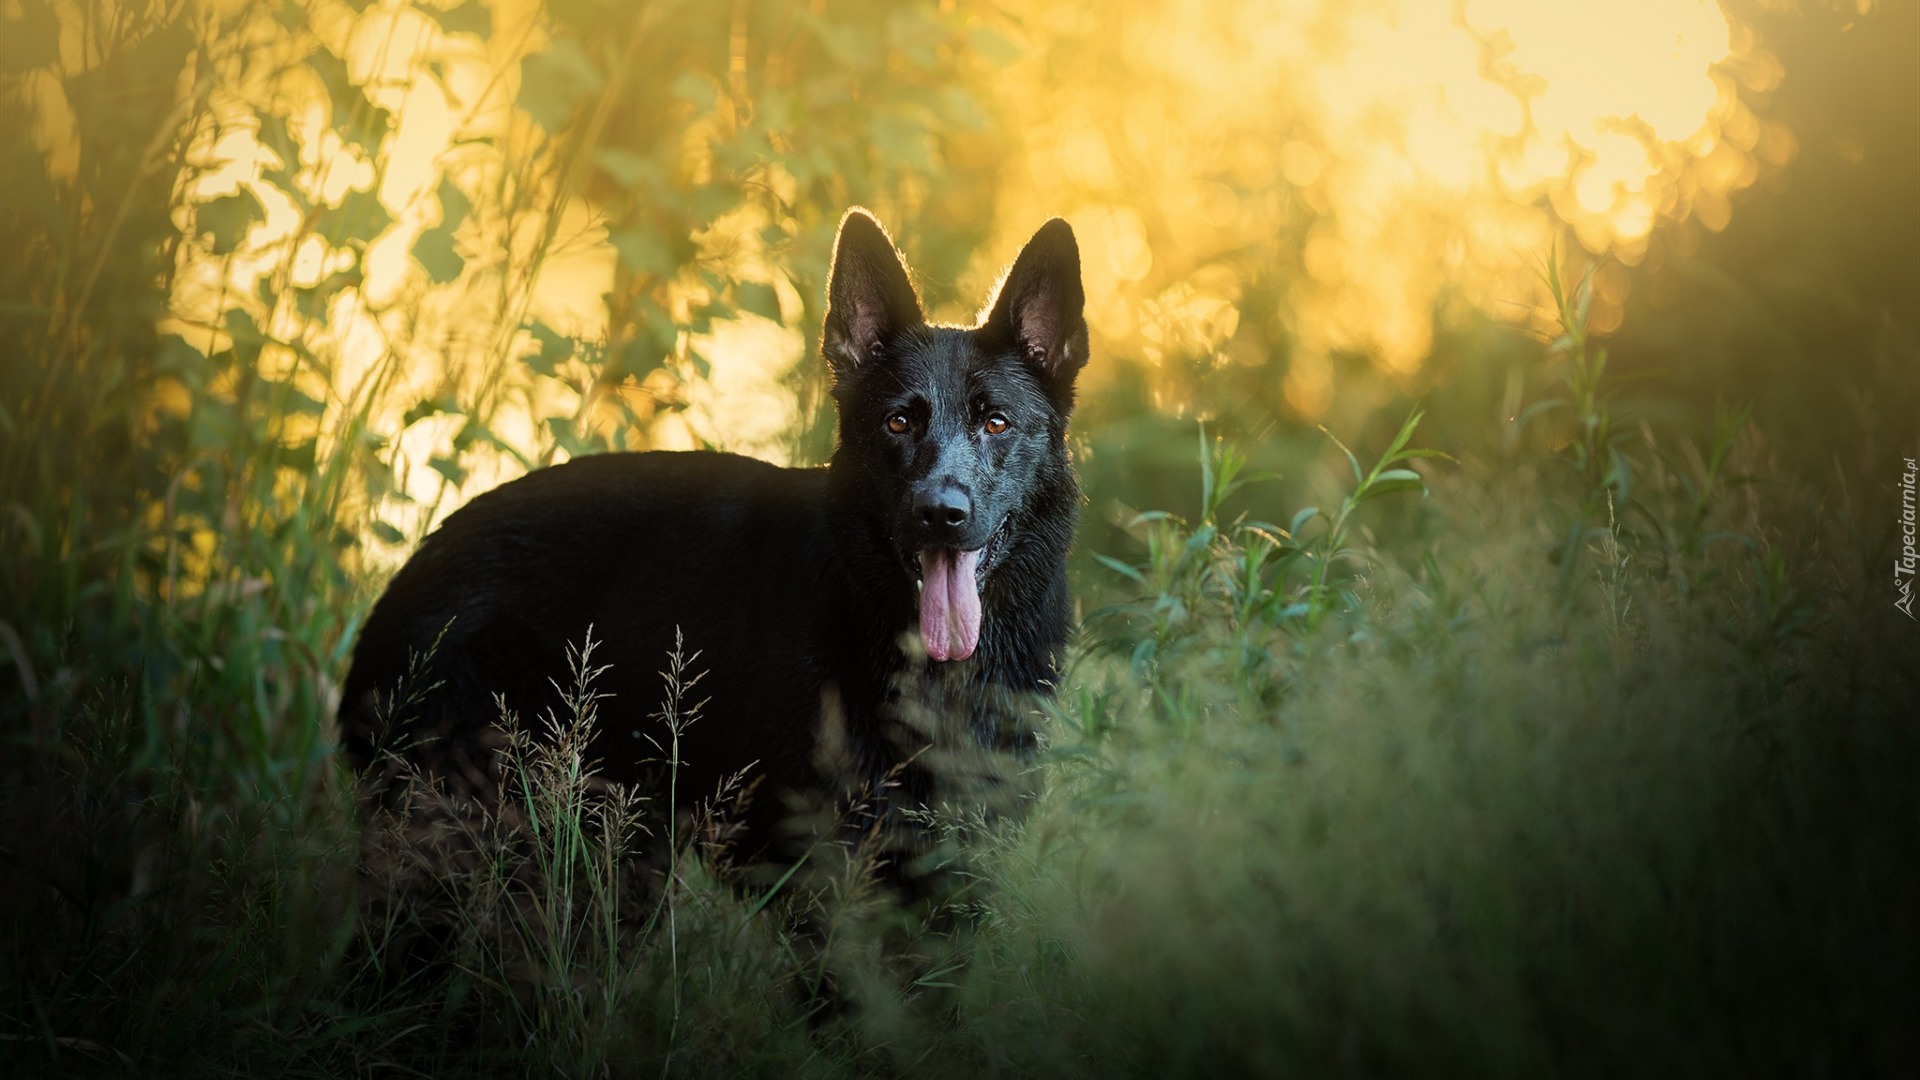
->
[918, 548, 982, 661]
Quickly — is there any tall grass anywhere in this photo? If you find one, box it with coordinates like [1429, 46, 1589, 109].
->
[9, 347, 1914, 1074]
[968, 459, 1914, 1078]
[0, 0, 993, 1063]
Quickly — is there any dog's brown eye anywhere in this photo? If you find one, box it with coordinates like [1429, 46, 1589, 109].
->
[886, 413, 910, 434]
[984, 413, 1009, 435]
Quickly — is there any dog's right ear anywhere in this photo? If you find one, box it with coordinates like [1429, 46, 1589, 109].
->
[982, 218, 1088, 410]
[822, 209, 923, 377]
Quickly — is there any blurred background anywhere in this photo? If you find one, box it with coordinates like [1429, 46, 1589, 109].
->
[3, 0, 1910, 580]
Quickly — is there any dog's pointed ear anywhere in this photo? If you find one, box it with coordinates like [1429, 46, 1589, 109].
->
[822, 209, 923, 377]
[984, 218, 1089, 406]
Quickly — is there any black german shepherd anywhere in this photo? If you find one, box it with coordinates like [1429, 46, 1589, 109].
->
[339, 209, 1087, 872]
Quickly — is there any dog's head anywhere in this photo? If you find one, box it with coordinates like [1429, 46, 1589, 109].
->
[822, 209, 1088, 661]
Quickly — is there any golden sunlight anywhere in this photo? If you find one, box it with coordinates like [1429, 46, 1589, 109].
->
[978, 0, 1778, 411]
[149, 0, 1786, 552]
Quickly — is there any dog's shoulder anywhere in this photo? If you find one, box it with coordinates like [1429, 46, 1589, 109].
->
[418, 450, 822, 544]
[454, 449, 809, 511]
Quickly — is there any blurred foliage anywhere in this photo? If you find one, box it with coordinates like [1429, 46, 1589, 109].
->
[0, 0, 1008, 790]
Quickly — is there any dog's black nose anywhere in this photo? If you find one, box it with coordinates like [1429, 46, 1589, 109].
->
[913, 485, 971, 530]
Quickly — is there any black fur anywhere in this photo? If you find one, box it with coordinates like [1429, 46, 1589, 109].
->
[339, 209, 1088, 871]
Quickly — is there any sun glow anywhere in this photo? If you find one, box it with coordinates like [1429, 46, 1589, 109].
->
[980, 0, 1784, 409]
[134, 0, 1791, 556]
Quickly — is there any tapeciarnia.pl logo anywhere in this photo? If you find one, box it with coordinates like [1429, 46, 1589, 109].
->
[1899, 456, 1917, 620]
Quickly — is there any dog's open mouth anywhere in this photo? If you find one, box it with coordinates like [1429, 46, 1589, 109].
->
[914, 519, 1011, 662]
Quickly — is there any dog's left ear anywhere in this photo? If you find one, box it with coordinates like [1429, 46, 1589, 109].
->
[823, 208, 923, 379]
[984, 218, 1089, 409]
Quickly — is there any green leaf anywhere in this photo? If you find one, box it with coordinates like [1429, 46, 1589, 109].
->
[322, 187, 393, 246]
[671, 69, 719, 111]
[427, 0, 491, 38]
[254, 114, 310, 211]
[1320, 426, 1363, 484]
[1197, 422, 1214, 520]
[522, 323, 575, 377]
[518, 36, 604, 132]
[308, 47, 391, 149]
[1357, 468, 1426, 501]
[1081, 602, 1144, 627]
[736, 281, 782, 322]
[465, 423, 535, 471]
[198, 189, 266, 255]
[370, 521, 405, 545]
[1183, 524, 1219, 559]
[544, 415, 580, 454]
[273, 380, 327, 417]
[156, 335, 211, 383]
[1093, 553, 1149, 587]
[966, 26, 1021, 66]
[428, 454, 468, 486]
[434, 176, 472, 232]
[413, 227, 463, 283]
[224, 309, 265, 365]
[1289, 506, 1320, 536]
[403, 394, 459, 426]
[293, 268, 362, 322]
[1128, 638, 1157, 674]
[360, 456, 402, 500]
[687, 347, 712, 380]
[278, 439, 319, 472]
[736, 850, 810, 929]
[1517, 398, 1571, 432]
[593, 147, 657, 189]
[610, 229, 676, 277]
[1377, 408, 1424, 465]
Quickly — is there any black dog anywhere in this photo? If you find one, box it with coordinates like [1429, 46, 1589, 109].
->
[339, 209, 1088, 872]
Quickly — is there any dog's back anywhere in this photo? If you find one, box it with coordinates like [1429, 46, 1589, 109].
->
[340, 452, 837, 843]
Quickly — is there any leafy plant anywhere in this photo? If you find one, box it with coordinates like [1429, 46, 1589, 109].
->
[1304, 409, 1455, 629]
[1518, 248, 1641, 589]
[1087, 409, 1446, 730]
